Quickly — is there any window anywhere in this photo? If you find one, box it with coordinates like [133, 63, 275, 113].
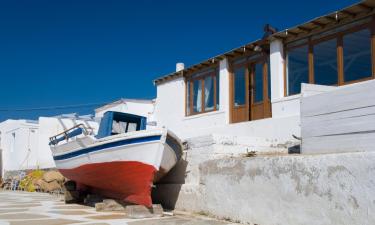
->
[287, 45, 309, 95]
[286, 20, 375, 96]
[204, 76, 214, 111]
[313, 38, 338, 85]
[343, 29, 372, 83]
[186, 68, 219, 115]
[193, 79, 202, 113]
[254, 63, 264, 103]
[234, 67, 246, 106]
[186, 81, 190, 115]
[112, 121, 138, 134]
[267, 58, 271, 100]
[216, 71, 220, 110]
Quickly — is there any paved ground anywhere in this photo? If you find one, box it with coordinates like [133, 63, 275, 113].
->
[0, 191, 237, 225]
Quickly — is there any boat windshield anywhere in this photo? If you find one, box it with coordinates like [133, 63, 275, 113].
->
[111, 121, 137, 135]
[96, 111, 147, 138]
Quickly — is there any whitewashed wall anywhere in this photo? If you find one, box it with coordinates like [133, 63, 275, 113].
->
[301, 80, 375, 154]
[154, 57, 302, 147]
[0, 120, 41, 175]
[95, 100, 155, 122]
[154, 60, 231, 139]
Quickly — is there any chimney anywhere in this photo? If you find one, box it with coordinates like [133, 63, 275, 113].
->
[176, 62, 185, 72]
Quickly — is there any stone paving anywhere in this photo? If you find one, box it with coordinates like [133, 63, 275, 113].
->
[0, 191, 238, 225]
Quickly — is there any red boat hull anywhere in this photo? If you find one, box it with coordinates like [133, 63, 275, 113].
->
[59, 161, 157, 207]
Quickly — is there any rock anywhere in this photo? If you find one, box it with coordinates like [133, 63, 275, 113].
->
[125, 204, 164, 219]
[95, 202, 105, 211]
[37, 179, 61, 192]
[95, 199, 127, 212]
[43, 171, 65, 183]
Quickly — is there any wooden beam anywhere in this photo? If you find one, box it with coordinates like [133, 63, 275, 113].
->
[298, 26, 312, 32]
[311, 20, 327, 28]
[341, 10, 357, 18]
[358, 3, 374, 11]
[286, 30, 299, 36]
[273, 34, 286, 40]
[325, 16, 337, 22]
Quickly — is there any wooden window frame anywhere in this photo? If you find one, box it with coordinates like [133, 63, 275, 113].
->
[284, 17, 375, 96]
[232, 62, 249, 110]
[229, 54, 271, 123]
[185, 69, 219, 116]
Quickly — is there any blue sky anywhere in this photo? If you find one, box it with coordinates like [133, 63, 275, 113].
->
[0, 0, 357, 121]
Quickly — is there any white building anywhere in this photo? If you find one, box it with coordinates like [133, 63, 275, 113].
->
[95, 98, 155, 121]
[0, 120, 41, 177]
[153, 1, 375, 154]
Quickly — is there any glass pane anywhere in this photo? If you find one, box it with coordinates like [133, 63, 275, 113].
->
[216, 71, 220, 110]
[186, 81, 190, 115]
[287, 46, 309, 95]
[193, 79, 202, 113]
[267, 59, 271, 100]
[204, 76, 214, 111]
[254, 63, 264, 103]
[112, 121, 127, 134]
[127, 123, 137, 132]
[234, 67, 246, 106]
[314, 38, 338, 85]
[343, 29, 372, 82]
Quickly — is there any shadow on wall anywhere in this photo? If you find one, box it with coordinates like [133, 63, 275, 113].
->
[152, 158, 188, 210]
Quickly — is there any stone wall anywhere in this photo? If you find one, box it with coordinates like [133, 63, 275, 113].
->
[154, 141, 375, 225]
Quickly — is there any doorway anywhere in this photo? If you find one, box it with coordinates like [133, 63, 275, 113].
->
[230, 57, 271, 123]
[249, 61, 272, 120]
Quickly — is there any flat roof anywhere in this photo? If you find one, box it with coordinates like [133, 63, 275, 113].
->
[154, 0, 375, 85]
[95, 98, 154, 113]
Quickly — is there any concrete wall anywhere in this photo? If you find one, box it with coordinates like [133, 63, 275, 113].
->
[301, 80, 375, 154]
[156, 151, 375, 225]
[0, 120, 41, 175]
[270, 39, 285, 101]
[198, 152, 375, 225]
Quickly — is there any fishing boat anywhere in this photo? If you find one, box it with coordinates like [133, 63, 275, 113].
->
[49, 111, 182, 207]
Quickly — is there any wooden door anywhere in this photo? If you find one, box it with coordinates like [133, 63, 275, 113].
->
[249, 61, 272, 120]
[230, 64, 249, 123]
[0, 149, 2, 180]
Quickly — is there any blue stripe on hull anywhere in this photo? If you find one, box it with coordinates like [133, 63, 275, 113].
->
[53, 135, 162, 161]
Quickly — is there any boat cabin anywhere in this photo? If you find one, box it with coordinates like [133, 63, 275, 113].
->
[96, 111, 147, 138]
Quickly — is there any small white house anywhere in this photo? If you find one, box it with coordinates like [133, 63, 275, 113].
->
[95, 98, 155, 123]
[0, 120, 41, 177]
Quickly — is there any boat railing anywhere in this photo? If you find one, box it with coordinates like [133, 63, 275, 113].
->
[49, 124, 92, 146]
